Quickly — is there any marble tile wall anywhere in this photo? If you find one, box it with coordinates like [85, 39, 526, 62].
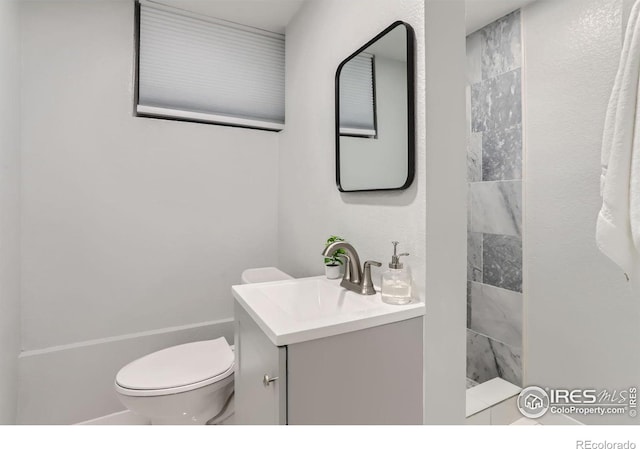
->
[483, 234, 522, 293]
[467, 330, 522, 386]
[469, 282, 522, 348]
[469, 181, 522, 237]
[466, 10, 523, 388]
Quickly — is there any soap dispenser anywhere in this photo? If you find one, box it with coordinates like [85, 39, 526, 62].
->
[381, 241, 413, 305]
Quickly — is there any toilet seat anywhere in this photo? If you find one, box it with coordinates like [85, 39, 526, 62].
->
[115, 338, 234, 397]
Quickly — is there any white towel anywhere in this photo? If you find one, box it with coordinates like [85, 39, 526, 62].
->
[597, 0, 640, 284]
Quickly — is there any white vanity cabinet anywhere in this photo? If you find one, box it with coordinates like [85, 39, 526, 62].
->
[234, 301, 424, 425]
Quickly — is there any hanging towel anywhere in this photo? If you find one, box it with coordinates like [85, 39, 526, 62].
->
[597, 0, 640, 284]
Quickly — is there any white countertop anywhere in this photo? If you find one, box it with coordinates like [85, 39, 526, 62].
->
[232, 276, 425, 346]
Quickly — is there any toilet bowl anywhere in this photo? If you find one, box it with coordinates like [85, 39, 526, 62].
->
[115, 338, 235, 425]
[114, 267, 292, 425]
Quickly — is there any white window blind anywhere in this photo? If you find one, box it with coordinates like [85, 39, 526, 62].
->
[339, 54, 376, 137]
[137, 2, 285, 131]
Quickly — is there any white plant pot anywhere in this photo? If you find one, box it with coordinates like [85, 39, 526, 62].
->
[325, 264, 341, 279]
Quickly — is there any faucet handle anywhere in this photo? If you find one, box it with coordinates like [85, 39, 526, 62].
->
[361, 260, 382, 295]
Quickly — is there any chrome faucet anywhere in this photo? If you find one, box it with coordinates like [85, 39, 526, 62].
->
[321, 241, 381, 295]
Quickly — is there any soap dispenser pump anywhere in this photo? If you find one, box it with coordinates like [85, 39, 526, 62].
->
[381, 241, 413, 305]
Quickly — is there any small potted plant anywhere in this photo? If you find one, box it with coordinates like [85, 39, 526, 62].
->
[324, 235, 346, 279]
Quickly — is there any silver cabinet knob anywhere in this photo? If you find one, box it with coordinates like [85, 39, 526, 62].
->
[263, 374, 278, 387]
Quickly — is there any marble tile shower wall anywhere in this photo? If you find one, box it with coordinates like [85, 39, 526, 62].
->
[466, 11, 523, 387]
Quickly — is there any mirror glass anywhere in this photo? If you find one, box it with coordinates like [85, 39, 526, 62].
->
[335, 22, 415, 192]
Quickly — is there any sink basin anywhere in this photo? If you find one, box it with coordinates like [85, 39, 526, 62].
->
[261, 279, 376, 320]
[232, 276, 425, 346]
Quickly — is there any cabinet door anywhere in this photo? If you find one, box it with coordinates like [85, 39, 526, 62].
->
[287, 317, 423, 424]
[234, 303, 286, 424]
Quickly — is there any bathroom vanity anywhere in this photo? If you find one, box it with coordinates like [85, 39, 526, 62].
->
[232, 277, 425, 424]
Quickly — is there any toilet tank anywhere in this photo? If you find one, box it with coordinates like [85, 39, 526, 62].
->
[240, 267, 293, 284]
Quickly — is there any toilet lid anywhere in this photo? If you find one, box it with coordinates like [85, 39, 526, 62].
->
[116, 338, 234, 391]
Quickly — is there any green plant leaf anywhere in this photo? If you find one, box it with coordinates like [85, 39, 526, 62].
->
[324, 235, 346, 266]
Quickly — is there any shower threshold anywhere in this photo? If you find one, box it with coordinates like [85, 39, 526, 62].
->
[466, 377, 522, 423]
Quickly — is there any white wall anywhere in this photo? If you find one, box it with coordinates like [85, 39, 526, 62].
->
[0, 0, 22, 425]
[624, 0, 634, 28]
[280, 0, 467, 423]
[18, 1, 279, 423]
[280, 0, 425, 312]
[522, 0, 640, 424]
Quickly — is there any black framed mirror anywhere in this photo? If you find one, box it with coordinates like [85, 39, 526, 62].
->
[335, 21, 415, 192]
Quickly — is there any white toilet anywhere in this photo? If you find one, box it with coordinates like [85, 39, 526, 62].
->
[114, 267, 293, 425]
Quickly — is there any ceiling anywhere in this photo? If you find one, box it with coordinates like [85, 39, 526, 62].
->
[149, 0, 305, 34]
[466, 0, 538, 35]
[151, 1, 537, 41]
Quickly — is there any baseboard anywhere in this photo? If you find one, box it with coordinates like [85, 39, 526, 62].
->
[76, 410, 150, 425]
[17, 318, 234, 424]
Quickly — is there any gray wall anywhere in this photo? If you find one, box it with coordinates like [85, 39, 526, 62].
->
[423, 0, 467, 423]
[0, 0, 21, 424]
[465, 10, 523, 387]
